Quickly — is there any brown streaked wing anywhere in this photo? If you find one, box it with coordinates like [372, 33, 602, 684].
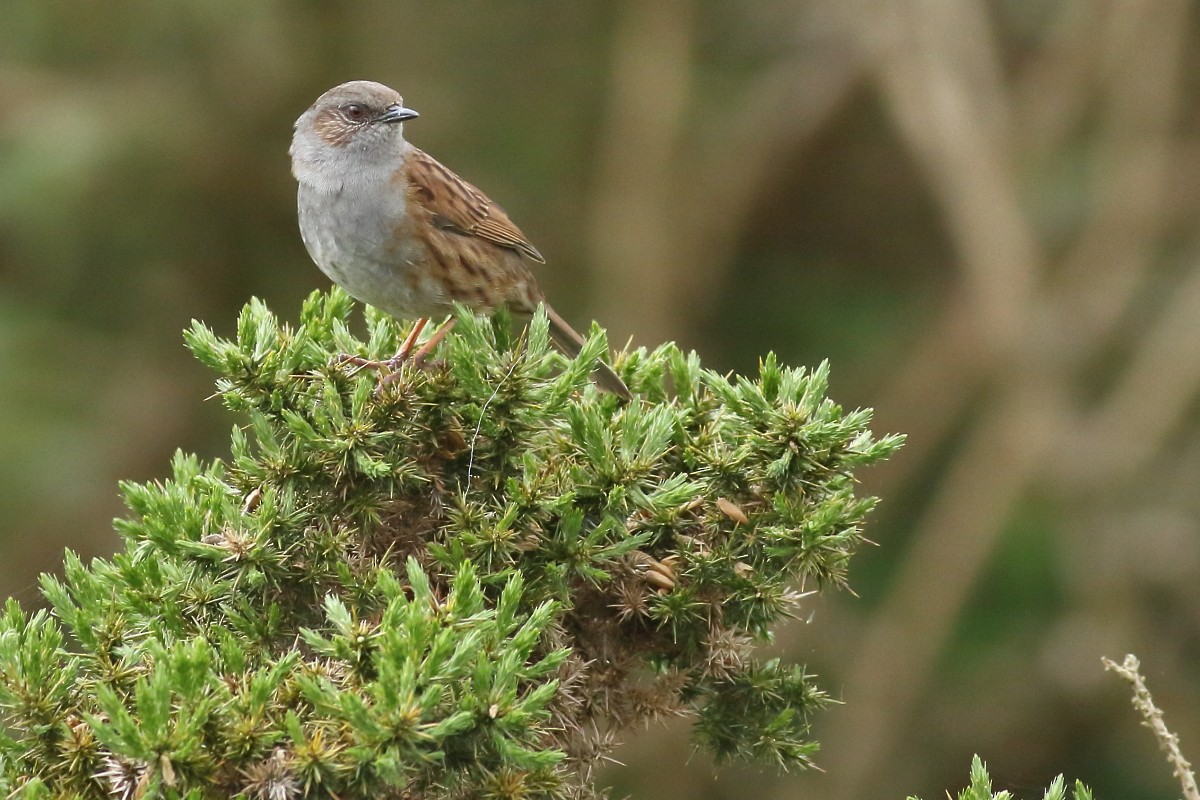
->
[405, 147, 546, 263]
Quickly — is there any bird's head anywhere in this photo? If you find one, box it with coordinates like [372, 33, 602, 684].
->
[290, 80, 419, 188]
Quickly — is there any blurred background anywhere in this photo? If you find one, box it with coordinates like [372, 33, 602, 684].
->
[1, 1, 1197, 798]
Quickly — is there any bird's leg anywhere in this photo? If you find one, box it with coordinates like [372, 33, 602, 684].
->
[333, 317, 428, 375]
[335, 316, 458, 390]
[377, 318, 455, 387]
[410, 318, 456, 368]
[388, 317, 429, 369]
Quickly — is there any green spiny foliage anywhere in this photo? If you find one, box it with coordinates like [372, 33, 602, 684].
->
[907, 756, 1094, 800]
[0, 288, 903, 799]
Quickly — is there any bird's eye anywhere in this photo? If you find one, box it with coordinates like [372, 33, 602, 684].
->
[342, 104, 368, 122]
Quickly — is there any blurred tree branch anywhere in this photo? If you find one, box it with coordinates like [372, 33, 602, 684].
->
[819, 2, 1193, 798]
[588, 0, 862, 347]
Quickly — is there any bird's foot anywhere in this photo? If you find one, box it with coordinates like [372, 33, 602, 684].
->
[375, 317, 456, 387]
[330, 317, 457, 394]
[327, 318, 436, 393]
[331, 353, 394, 373]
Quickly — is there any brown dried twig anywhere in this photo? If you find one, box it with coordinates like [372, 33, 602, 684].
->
[1103, 654, 1199, 800]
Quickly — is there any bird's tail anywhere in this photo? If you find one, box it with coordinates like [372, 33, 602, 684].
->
[542, 303, 632, 400]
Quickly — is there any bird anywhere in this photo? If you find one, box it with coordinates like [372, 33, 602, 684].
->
[289, 80, 631, 400]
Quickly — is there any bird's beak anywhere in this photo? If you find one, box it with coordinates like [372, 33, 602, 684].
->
[377, 104, 419, 124]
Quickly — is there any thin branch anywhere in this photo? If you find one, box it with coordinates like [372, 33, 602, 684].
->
[1063, 249, 1200, 484]
[1103, 654, 1200, 800]
[1046, 0, 1190, 369]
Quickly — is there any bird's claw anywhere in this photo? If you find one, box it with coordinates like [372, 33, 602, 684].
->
[331, 353, 388, 373]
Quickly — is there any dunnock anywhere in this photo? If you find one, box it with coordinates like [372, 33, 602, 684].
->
[289, 80, 631, 400]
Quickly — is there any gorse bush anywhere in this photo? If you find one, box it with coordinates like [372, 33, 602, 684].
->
[908, 756, 1094, 800]
[0, 289, 902, 799]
